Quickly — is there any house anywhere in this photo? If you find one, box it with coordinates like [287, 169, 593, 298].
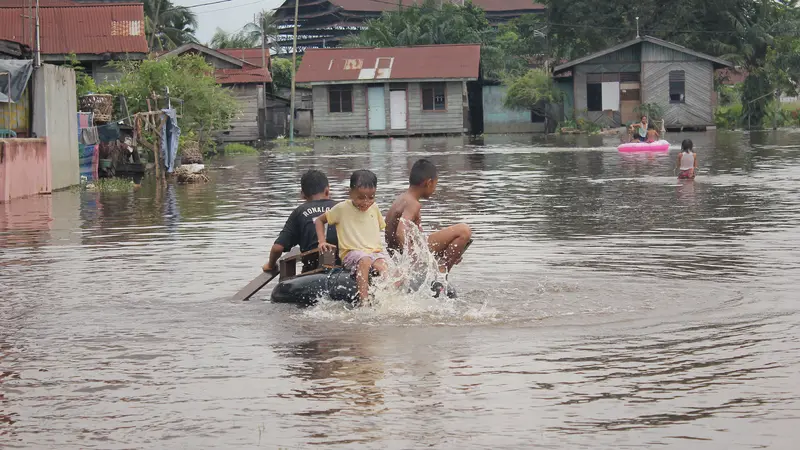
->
[553, 36, 734, 130]
[295, 44, 482, 137]
[0, 2, 148, 82]
[274, 0, 544, 49]
[160, 43, 273, 142]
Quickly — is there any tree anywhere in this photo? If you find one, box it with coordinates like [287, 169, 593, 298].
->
[244, 10, 282, 54]
[102, 55, 239, 141]
[144, 0, 198, 51]
[209, 28, 259, 49]
[503, 69, 564, 118]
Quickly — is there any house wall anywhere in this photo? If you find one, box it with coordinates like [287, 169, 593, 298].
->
[218, 84, 261, 142]
[91, 62, 123, 84]
[32, 64, 79, 191]
[641, 43, 714, 127]
[0, 138, 51, 202]
[311, 81, 465, 137]
[482, 85, 544, 134]
[573, 62, 640, 127]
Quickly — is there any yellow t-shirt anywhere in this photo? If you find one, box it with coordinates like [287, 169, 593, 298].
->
[325, 200, 386, 258]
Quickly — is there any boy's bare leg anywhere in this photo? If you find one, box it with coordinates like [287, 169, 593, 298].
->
[427, 223, 472, 273]
[355, 257, 372, 303]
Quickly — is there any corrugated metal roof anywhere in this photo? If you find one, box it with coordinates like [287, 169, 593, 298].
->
[316, 0, 544, 13]
[216, 66, 272, 85]
[296, 44, 480, 84]
[218, 48, 270, 68]
[0, 4, 148, 55]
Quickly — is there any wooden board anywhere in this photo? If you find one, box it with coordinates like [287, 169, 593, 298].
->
[231, 270, 279, 302]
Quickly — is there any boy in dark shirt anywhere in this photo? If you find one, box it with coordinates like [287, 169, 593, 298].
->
[262, 170, 338, 273]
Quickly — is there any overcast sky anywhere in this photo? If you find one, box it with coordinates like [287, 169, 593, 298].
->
[175, 0, 286, 44]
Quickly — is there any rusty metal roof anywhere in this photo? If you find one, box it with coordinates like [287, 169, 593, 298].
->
[218, 48, 270, 68]
[216, 66, 272, 85]
[0, 4, 148, 55]
[296, 44, 480, 84]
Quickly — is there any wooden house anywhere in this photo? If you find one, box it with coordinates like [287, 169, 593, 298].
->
[553, 36, 734, 130]
[295, 44, 482, 137]
[160, 43, 272, 142]
[0, 2, 148, 82]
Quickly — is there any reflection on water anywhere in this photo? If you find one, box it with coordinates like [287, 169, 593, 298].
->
[1, 131, 800, 447]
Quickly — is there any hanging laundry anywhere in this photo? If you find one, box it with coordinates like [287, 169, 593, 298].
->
[160, 109, 181, 174]
[80, 127, 99, 145]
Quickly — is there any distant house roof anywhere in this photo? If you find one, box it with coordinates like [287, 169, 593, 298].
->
[295, 44, 481, 84]
[218, 48, 270, 68]
[159, 42, 272, 85]
[0, 3, 148, 56]
[553, 36, 734, 73]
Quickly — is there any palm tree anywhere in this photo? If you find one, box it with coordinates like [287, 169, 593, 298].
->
[244, 10, 282, 54]
[144, 0, 199, 51]
[209, 28, 259, 49]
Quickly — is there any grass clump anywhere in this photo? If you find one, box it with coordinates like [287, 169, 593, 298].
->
[223, 143, 260, 155]
[85, 178, 136, 192]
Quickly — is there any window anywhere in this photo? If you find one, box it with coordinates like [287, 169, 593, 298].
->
[620, 89, 640, 101]
[669, 70, 685, 103]
[587, 83, 602, 112]
[422, 83, 446, 111]
[328, 85, 353, 113]
[531, 101, 546, 123]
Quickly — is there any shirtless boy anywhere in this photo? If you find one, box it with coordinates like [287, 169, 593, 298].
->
[385, 159, 472, 274]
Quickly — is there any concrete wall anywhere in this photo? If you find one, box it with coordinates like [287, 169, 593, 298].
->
[311, 81, 465, 137]
[482, 85, 544, 134]
[32, 64, 79, 190]
[0, 138, 51, 202]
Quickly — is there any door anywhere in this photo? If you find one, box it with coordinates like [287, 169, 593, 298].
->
[367, 86, 386, 131]
[390, 89, 407, 130]
[620, 82, 641, 124]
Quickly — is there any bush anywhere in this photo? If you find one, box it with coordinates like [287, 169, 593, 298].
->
[715, 103, 743, 129]
[223, 143, 259, 155]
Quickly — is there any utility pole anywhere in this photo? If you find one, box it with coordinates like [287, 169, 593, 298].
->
[260, 11, 268, 140]
[34, 0, 40, 66]
[289, 0, 300, 144]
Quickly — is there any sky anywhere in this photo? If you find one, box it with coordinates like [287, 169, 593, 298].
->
[174, 0, 286, 44]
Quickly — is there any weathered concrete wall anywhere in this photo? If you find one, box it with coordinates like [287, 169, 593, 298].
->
[482, 85, 544, 134]
[0, 138, 51, 202]
[32, 64, 79, 190]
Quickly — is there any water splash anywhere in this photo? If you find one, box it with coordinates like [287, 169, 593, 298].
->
[302, 219, 497, 324]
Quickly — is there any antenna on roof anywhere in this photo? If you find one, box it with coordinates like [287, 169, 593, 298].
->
[636, 17, 640, 39]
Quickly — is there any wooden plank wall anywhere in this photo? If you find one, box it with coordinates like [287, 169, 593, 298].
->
[218, 84, 261, 142]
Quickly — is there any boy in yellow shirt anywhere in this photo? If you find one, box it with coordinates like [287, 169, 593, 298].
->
[315, 169, 389, 303]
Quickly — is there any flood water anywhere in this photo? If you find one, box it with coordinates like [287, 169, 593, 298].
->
[2, 131, 800, 448]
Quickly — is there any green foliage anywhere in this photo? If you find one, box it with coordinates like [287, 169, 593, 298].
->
[633, 103, 665, 123]
[101, 54, 239, 140]
[210, 28, 258, 49]
[144, 0, 198, 51]
[270, 57, 296, 90]
[503, 69, 564, 116]
[223, 143, 260, 155]
[243, 10, 282, 54]
[64, 53, 97, 97]
[715, 103, 743, 129]
[85, 178, 136, 193]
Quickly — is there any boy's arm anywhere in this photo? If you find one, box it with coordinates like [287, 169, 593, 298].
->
[315, 213, 336, 252]
[263, 213, 297, 272]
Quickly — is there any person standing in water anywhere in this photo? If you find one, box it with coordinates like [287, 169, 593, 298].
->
[676, 139, 698, 179]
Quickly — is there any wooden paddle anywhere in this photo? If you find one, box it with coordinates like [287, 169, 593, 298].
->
[232, 268, 279, 302]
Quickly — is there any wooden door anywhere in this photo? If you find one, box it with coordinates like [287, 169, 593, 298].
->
[367, 86, 386, 131]
[390, 89, 407, 130]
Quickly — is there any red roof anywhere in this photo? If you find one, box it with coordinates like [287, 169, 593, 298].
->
[0, 4, 148, 55]
[218, 48, 270, 68]
[296, 44, 481, 83]
[216, 66, 272, 84]
[311, 0, 544, 13]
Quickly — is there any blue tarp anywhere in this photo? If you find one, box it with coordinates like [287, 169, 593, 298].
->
[0, 60, 33, 103]
[160, 109, 180, 173]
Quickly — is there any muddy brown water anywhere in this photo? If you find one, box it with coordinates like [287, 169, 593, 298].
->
[2, 131, 800, 448]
